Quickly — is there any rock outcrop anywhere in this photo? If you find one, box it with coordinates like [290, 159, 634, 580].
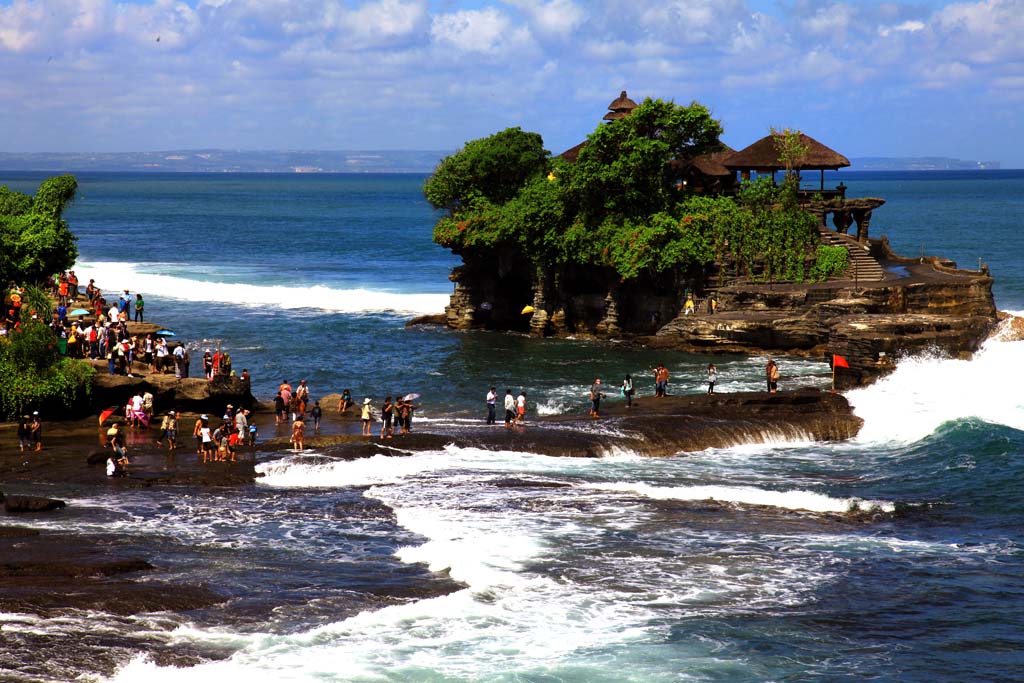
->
[90, 372, 254, 415]
[650, 242, 997, 387]
[274, 389, 862, 459]
[440, 233, 999, 388]
[3, 496, 67, 513]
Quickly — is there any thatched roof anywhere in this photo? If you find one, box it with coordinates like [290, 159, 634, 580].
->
[725, 132, 850, 172]
[603, 90, 639, 121]
[559, 140, 587, 163]
[689, 148, 735, 176]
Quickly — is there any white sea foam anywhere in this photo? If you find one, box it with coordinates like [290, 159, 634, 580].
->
[584, 481, 894, 514]
[846, 328, 1024, 445]
[74, 260, 449, 315]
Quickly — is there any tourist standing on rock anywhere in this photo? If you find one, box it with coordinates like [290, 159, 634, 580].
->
[142, 390, 154, 423]
[155, 338, 169, 373]
[766, 359, 779, 394]
[621, 374, 634, 408]
[173, 343, 185, 379]
[235, 408, 249, 442]
[274, 391, 286, 425]
[311, 402, 322, 434]
[156, 411, 178, 450]
[289, 392, 303, 423]
[134, 293, 145, 322]
[17, 414, 31, 452]
[504, 389, 515, 429]
[291, 415, 305, 451]
[652, 365, 669, 397]
[361, 398, 374, 436]
[280, 381, 293, 413]
[199, 416, 215, 462]
[589, 378, 604, 418]
[381, 396, 394, 439]
[486, 386, 497, 425]
[707, 364, 717, 394]
[514, 391, 527, 427]
[203, 350, 213, 379]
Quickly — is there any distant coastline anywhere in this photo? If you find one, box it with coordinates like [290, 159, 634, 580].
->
[0, 150, 1004, 174]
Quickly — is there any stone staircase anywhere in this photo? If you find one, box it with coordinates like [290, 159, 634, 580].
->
[818, 227, 886, 282]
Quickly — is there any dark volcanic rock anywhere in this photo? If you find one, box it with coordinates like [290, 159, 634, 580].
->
[91, 372, 254, 415]
[304, 389, 862, 458]
[3, 495, 67, 513]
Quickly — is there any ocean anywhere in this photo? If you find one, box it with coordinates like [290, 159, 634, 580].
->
[2, 170, 1024, 682]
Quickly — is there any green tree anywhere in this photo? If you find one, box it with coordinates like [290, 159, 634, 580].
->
[0, 175, 79, 284]
[562, 98, 724, 221]
[770, 127, 809, 180]
[424, 128, 550, 213]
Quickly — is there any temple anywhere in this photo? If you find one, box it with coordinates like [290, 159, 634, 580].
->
[434, 91, 997, 387]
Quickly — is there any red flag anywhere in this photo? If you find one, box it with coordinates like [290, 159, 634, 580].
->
[833, 354, 850, 369]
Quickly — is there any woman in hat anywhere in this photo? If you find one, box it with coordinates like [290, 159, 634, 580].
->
[361, 398, 374, 436]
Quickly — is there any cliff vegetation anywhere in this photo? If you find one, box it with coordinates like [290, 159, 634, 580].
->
[425, 100, 842, 286]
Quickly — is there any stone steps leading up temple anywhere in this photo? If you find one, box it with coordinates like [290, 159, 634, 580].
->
[818, 227, 886, 282]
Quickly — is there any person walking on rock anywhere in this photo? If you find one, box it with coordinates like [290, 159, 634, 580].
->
[707, 364, 717, 394]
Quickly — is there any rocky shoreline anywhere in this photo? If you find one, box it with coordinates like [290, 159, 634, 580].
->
[434, 235, 1000, 389]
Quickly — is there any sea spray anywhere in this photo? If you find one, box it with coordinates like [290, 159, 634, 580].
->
[847, 333, 1024, 445]
[73, 260, 449, 315]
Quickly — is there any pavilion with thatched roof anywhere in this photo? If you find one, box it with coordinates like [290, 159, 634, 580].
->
[725, 132, 850, 193]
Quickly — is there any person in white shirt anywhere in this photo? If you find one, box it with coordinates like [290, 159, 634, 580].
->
[503, 389, 515, 429]
[485, 387, 497, 425]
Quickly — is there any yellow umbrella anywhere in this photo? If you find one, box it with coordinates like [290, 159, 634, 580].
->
[521, 305, 535, 315]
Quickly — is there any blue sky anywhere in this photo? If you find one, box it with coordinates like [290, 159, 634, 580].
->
[1, 0, 1022, 166]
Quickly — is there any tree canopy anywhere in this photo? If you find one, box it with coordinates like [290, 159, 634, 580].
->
[0, 175, 79, 285]
[427, 100, 838, 284]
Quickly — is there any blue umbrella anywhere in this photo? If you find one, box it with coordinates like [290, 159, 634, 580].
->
[156, 329, 175, 336]
[69, 308, 90, 316]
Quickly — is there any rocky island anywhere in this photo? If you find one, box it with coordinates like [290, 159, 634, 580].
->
[422, 92, 999, 388]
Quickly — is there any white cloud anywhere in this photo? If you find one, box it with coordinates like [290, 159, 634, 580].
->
[801, 3, 856, 36]
[918, 60, 972, 88]
[0, 1, 44, 52]
[334, 0, 429, 48]
[430, 6, 532, 54]
[934, 0, 1024, 63]
[506, 0, 585, 38]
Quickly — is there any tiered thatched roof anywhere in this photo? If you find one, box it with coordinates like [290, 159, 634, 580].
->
[603, 90, 639, 121]
[725, 132, 850, 172]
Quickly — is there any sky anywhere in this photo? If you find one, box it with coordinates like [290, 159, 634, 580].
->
[1, 0, 1022, 166]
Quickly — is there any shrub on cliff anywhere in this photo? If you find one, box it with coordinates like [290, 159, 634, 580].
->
[427, 100, 821, 284]
[424, 128, 549, 214]
[0, 175, 79, 285]
[0, 319, 95, 418]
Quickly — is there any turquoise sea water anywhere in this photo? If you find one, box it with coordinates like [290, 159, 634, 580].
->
[2, 170, 1024, 682]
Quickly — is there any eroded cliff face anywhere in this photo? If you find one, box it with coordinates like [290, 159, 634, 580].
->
[440, 237, 999, 389]
[445, 252, 703, 337]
